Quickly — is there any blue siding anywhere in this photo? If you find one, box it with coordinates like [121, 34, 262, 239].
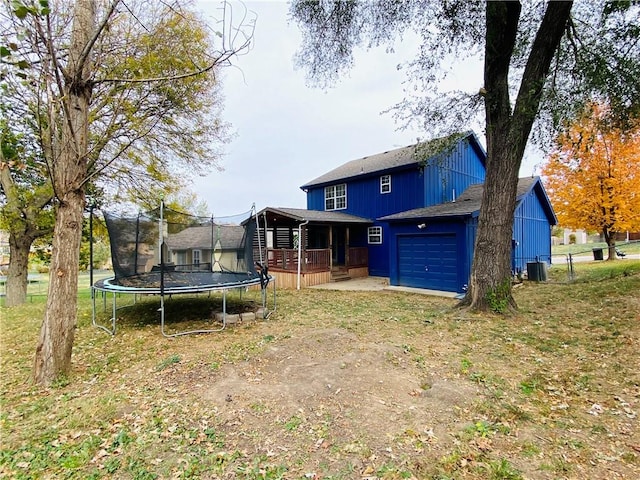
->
[367, 227, 389, 277]
[512, 188, 552, 273]
[306, 166, 424, 218]
[306, 188, 324, 211]
[464, 217, 478, 291]
[306, 136, 485, 215]
[423, 139, 486, 206]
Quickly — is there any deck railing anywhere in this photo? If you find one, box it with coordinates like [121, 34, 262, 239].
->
[267, 248, 330, 272]
[266, 247, 367, 272]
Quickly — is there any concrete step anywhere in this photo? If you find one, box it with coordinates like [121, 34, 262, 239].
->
[331, 273, 352, 283]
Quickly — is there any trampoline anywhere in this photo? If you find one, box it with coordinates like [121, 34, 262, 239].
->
[91, 202, 275, 337]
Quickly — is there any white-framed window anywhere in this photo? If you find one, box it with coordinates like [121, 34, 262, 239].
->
[380, 174, 391, 194]
[325, 183, 347, 211]
[368, 226, 382, 244]
[192, 249, 201, 266]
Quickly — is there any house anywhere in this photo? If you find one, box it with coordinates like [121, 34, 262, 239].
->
[562, 229, 588, 245]
[256, 131, 557, 293]
[165, 224, 247, 272]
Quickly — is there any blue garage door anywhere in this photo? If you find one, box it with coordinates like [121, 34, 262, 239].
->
[398, 234, 458, 292]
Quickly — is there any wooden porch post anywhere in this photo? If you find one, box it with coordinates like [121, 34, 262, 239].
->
[329, 225, 333, 270]
[345, 227, 350, 267]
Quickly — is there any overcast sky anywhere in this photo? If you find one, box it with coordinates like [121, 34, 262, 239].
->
[193, 1, 538, 217]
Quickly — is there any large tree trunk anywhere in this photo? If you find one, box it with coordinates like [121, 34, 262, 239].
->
[33, 0, 94, 385]
[603, 228, 617, 261]
[33, 192, 85, 383]
[465, 140, 521, 311]
[0, 153, 52, 306]
[5, 233, 33, 306]
[462, 1, 573, 311]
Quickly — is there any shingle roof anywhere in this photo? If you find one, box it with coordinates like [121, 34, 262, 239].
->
[165, 225, 245, 250]
[379, 177, 542, 221]
[300, 131, 483, 189]
[258, 207, 373, 224]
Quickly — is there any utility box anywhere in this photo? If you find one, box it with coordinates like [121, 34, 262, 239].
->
[527, 261, 547, 282]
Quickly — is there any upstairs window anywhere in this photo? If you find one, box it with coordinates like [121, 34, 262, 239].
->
[380, 174, 391, 194]
[325, 184, 347, 211]
[368, 226, 382, 244]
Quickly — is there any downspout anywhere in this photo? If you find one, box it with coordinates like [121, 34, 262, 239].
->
[260, 211, 268, 265]
[297, 219, 309, 290]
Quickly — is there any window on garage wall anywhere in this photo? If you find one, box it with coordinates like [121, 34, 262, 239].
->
[368, 226, 382, 244]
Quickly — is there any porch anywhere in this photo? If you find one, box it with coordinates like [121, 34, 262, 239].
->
[254, 207, 373, 289]
[266, 247, 369, 289]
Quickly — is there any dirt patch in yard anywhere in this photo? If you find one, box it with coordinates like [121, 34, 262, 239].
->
[187, 327, 480, 474]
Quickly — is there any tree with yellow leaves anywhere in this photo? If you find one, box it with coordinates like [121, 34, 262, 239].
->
[543, 103, 640, 260]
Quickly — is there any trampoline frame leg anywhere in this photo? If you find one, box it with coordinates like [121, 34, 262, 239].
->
[91, 287, 117, 335]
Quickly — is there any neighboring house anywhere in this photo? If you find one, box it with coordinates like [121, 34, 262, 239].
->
[165, 224, 247, 272]
[562, 229, 588, 245]
[102, 210, 255, 278]
[256, 131, 557, 293]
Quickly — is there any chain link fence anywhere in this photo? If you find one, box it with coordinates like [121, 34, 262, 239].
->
[547, 240, 640, 283]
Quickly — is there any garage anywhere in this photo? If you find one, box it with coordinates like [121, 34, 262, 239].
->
[397, 234, 458, 292]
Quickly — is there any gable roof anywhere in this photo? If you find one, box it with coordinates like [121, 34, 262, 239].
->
[257, 207, 372, 225]
[165, 225, 245, 251]
[300, 131, 486, 190]
[379, 176, 556, 224]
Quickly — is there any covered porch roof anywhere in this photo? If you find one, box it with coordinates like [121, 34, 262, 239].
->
[256, 207, 373, 227]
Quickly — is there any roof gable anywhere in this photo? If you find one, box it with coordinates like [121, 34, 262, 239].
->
[166, 225, 245, 250]
[300, 131, 486, 190]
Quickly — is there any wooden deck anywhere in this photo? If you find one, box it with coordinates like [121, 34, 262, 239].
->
[265, 247, 368, 288]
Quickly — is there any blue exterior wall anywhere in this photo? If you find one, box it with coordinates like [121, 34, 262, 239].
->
[305, 166, 425, 217]
[422, 139, 486, 206]
[306, 135, 486, 215]
[512, 186, 553, 273]
[367, 228, 390, 277]
[463, 217, 479, 291]
[304, 135, 487, 278]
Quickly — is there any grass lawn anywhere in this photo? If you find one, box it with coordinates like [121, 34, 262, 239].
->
[1, 261, 639, 479]
[552, 240, 640, 256]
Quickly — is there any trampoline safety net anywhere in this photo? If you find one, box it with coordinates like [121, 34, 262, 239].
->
[102, 206, 259, 287]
